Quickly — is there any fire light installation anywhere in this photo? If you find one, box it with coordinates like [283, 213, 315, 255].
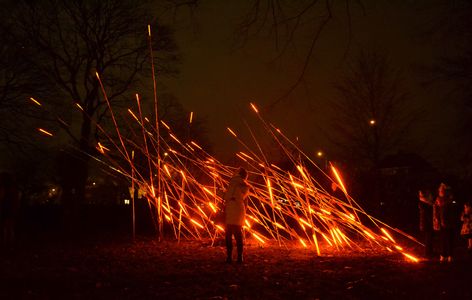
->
[32, 25, 420, 263]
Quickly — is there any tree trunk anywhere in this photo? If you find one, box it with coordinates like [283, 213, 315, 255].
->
[60, 115, 92, 232]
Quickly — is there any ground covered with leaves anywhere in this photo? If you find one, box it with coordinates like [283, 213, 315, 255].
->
[0, 235, 471, 299]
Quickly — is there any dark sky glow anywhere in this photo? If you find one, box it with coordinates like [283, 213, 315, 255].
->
[161, 1, 456, 170]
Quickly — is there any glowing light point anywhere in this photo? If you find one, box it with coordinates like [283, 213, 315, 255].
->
[190, 219, 204, 229]
[330, 164, 348, 194]
[29, 97, 42, 106]
[76, 103, 84, 111]
[299, 238, 308, 248]
[38, 128, 53, 137]
[250, 102, 259, 113]
[252, 232, 265, 244]
[227, 127, 237, 137]
[402, 252, 419, 263]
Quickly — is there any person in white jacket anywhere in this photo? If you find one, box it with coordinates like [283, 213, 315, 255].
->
[223, 168, 249, 264]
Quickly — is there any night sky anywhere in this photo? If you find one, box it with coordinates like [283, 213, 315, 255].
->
[0, 0, 467, 176]
[161, 0, 458, 170]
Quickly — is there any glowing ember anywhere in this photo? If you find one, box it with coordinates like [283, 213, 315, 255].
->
[330, 164, 347, 195]
[250, 102, 259, 113]
[38, 128, 53, 137]
[226, 127, 237, 137]
[402, 252, 419, 263]
[29, 97, 42, 106]
[252, 232, 266, 244]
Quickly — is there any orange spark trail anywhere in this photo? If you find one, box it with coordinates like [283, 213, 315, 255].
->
[227, 127, 237, 137]
[330, 164, 347, 194]
[29, 97, 42, 106]
[250, 102, 259, 113]
[32, 68, 424, 262]
[38, 128, 53, 136]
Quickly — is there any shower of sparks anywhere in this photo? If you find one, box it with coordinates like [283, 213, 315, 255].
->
[28, 26, 422, 263]
[31, 96, 421, 262]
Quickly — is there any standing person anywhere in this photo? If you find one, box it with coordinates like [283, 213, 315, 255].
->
[460, 201, 472, 253]
[223, 168, 250, 264]
[418, 189, 434, 258]
[433, 183, 455, 262]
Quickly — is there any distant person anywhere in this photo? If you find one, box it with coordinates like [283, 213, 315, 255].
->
[418, 189, 434, 258]
[460, 201, 472, 253]
[433, 183, 455, 263]
[223, 167, 250, 264]
[0, 173, 20, 247]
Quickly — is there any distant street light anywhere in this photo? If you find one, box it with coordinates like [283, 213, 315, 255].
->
[316, 150, 328, 169]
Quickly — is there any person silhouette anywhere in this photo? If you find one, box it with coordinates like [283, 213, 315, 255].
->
[223, 168, 250, 264]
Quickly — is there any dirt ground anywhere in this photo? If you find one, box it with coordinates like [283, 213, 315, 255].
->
[1, 235, 471, 300]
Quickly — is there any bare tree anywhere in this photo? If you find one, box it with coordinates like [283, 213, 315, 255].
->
[4, 0, 178, 220]
[0, 20, 51, 152]
[422, 0, 472, 177]
[234, 0, 364, 107]
[329, 50, 419, 169]
[423, 0, 472, 101]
